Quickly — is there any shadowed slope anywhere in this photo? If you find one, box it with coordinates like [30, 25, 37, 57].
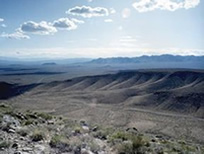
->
[27, 70, 204, 118]
[0, 82, 39, 99]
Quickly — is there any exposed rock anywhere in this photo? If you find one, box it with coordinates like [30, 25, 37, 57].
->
[81, 148, 94, 154]
[2, 115, 20, 127]
[0, 106, 203, 154]
[126, 127, 138, 135]
[8, 128, 16, 133]
[92, 126, 98, 132]
[12, 143, 18, 149]
[82, 126, 89, 132]
[34, 144, 49, 154]
[47, 120, 55, 125]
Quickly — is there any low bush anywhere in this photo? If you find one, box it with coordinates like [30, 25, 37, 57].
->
[30, 130, 45, 142]
[36, 112, 52, 121]
[0, 141, 10, 149]
[17, 128, 29, 137]
[50, 135, 69, 148]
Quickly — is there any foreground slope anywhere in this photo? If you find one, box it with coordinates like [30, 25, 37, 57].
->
[0, 104, 204, 154]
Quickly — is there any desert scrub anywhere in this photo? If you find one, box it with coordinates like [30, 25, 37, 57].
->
[50, 134, 69, 148]
[17, 128, 29, 137]
[111, 131, 149, 154]
[116, 137, 147, 154]
[69, 136, 83, 148]
[116, 141, 134, 154]
[92, 127, 114, 140]
[23, 119, 36, 125]
[92, 130, 107, 140]
[110, 131, 131, 142]
[30, 129, 46, 142]
[88, 140, 101, 153]
[73, 126, 82, 134]
[0, 104, 12, 114]
[176, 144, 196, 153]
[0, 141, 10, 149]
[36, 112, 53, 121]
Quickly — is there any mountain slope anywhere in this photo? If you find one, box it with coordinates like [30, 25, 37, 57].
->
[23, 70, 203, 118]
[0, 82, 39, 99]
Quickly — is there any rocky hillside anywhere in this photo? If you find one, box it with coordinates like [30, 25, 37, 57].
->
[0, 104, 203, 154]
[32, 70, 204, 118]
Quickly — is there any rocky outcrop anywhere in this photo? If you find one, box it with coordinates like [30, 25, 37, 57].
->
[0, 104, 203, 154]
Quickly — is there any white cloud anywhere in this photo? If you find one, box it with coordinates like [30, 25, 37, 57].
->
[67, 6, 109, 18]
[20, 21, 57, 35]
[1, 32, 30, 40]
[3, 18, 83, 39]
[0, 18, 4, 22]
[104, 19, 113, 22]
[132, 0, 200, 12]
[71, 18, 85, 24]
[1, 24, 7, 28]
[110, 8, 116, 14]
[53, 18, 77, 30]
[53, 18, 84, 30]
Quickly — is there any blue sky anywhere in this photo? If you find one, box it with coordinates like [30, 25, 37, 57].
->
[0, 0, 203, 59]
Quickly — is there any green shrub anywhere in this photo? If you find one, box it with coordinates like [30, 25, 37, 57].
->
[92, 130, 108, 140]
[132, 135, 146, 150]
[24, 119, 35, 125]
[111, 131, 130, 141]
[117, 142, 133, 154]
[50, 134, 69, 148]
[17, 128, 29, 137]
[0, 104, 12, 114]
[37, 112, 52, 121]
[30, 130, 45, 142]
[73, 126, 81, 134]
[0, 141, 10, 149]
[88, 141, 101, 153]
[114, 132, 147, 154]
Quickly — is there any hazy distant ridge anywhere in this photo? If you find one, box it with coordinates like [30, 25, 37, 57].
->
[89, 54, 204, 64]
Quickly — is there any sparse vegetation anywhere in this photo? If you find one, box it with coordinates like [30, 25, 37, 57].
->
[110, 131, 149, 154]
[0, 141, 10, 149]
[0, 104, 203, 154]
[50, 134, 69, 148]
[17, 128, 29, 137]
[30, 129, 45, 142]
[36, 112, 53, 121]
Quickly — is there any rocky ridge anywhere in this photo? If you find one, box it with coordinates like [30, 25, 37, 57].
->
[0, 104, 203, 154]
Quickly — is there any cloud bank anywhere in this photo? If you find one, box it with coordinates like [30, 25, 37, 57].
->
[1, 32, 30, 40]
[53, 18, 84, 30]
[133, 0, 200, 12]
[67, 6, 109, 18]
[2, 17, 84, 39]
[20, 21, 57, 35]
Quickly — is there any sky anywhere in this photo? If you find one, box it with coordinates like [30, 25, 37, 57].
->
[0, 0, 204, 59]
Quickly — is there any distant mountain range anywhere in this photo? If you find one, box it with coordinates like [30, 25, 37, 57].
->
[0, 57, 92, 65]
[89, 54, 204, 64]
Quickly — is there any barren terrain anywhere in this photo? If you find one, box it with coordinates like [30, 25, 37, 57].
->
[0, 65, 204, 145]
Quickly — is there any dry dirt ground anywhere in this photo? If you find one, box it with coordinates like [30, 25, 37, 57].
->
[1, 69, 204, 145]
